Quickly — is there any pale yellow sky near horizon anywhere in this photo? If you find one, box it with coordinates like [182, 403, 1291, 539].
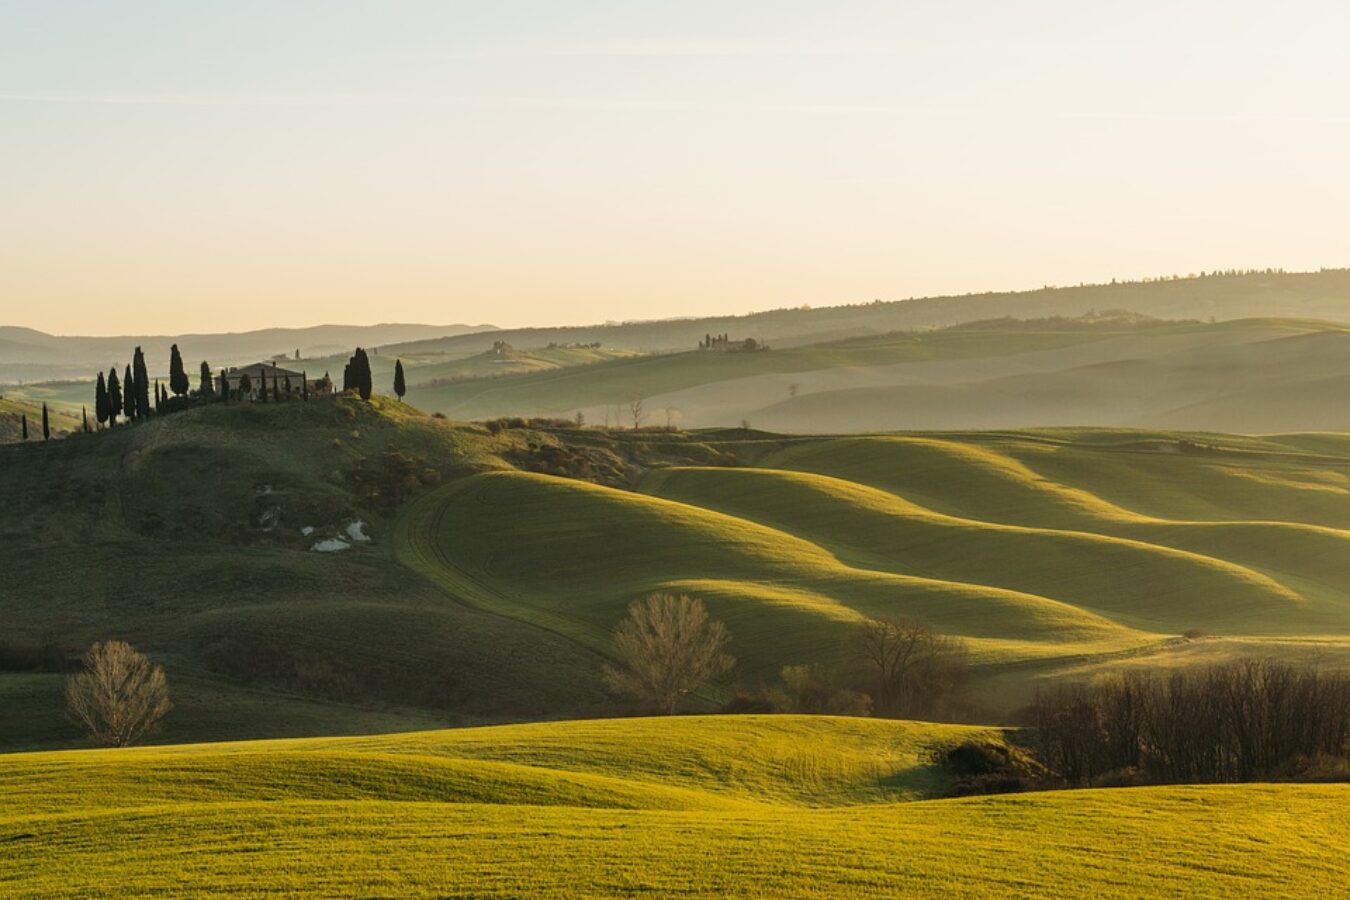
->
[4, 2, 1350, 336]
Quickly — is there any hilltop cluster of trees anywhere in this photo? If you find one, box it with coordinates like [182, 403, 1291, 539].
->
[91, 343, 203, 430]
[47, 343, 414, 442]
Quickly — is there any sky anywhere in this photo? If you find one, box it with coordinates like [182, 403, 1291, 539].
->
[3, 1, 1350, 335]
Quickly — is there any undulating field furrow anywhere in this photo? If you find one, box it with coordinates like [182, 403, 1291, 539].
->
[762, 435, 1350, 629]
[396, 471, 1148, 673]
[641, 466, 1306, 634]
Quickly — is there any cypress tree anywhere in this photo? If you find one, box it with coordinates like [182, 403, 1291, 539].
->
[154, 380, 163, 414]
[199, 361, 213, 398]
[272, 379, 280, 402]
[220, 369, 230, 404]
[82, 405, 90, 434]
[124, 363, 137, 421]
[302, 370, 309, 401]
[282, 373, 291, 399]
[95, 371, 110, 428]
[108, 368, 122, 427]
[341, 360, 352, 392]
[349, 347, 372, 401]
[393, 359, 406, 401]
[239, 373, 252, 398]
[21, 413, 27, 441]
[133, 347, 150, 418]
[259, 370, 268, 403]
[169, 343, 189, 397]
[41, 403, 50, 441]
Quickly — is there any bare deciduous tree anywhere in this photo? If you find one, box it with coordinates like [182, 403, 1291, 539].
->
[853, 617, 968, 718]
[603, 593, 734, 714]
[628, 396, 645, 430]
[65, 640, 172, 747]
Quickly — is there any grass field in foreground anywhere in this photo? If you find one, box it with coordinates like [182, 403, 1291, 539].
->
[1, 716, 1344, 898]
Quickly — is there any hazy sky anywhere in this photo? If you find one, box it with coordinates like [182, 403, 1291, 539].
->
[4, 1, 1350, 335]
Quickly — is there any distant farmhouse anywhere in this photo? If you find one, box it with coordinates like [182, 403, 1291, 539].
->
[218, 363, 333, 400]
[699, 333, 767, 352]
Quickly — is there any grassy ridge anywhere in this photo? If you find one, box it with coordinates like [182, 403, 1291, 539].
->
[396, 470, 1145, 675]
[1, 716, 1344, 898]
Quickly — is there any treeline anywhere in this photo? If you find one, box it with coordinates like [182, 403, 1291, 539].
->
[79, 343, 409, 434]
[92, 343, 205, 429]
[1028, 660, 1350, 785]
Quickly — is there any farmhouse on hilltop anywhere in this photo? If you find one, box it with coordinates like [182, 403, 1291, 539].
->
[699, 333, 767, 352]
[218, 363, 333, 400]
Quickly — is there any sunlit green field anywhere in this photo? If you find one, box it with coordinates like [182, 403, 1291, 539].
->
[2, 716, 1344, 898]
[398, 428, 1350, 702]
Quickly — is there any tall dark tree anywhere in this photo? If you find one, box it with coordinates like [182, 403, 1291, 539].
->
[259, 370, 268, 403]
[302, 370, 309, 402]
[82, 405, 90, 434]
[41, 403, 50, 441]
[199, 361, 213, 398]
[95, 371, 110, 428]
[239, 373, 252, 397]
[346, 347, 373, 401]
[168, 343, 189, 397]
[393, 359, 406, 401]
[282, 373, 291, 399]
[219, 369, 230, 403]
[20, 413, 27, 441]
[153, 380, 163, 414]
[132, 347, 150, 418]
[123, 364, 137, 421]
[107, 368, 122, 427]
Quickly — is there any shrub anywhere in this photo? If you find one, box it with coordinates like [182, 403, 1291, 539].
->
[943, 739, 1045, 795]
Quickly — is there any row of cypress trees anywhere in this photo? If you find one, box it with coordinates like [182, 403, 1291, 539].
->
[75, 344, 407, 438]
[93, 343, 202, 430]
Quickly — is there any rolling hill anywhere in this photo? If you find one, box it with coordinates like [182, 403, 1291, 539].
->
[2, 398, 1348, 752]
[0, 397, 80, 443]
[402, 316, 1350, 433]
[1, 715, 1343, 897]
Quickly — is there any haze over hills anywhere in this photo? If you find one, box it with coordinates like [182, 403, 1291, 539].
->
[8, 269, 1350, 384]
[0, 322, 494, 383]
[398, 316, 1350, 433]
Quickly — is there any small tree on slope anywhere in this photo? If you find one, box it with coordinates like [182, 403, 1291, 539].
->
[603, 593, 734, 714]
[65, 640, 172, 747]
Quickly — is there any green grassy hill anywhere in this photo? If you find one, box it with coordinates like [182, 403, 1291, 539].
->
[1, 716, 1343, 897]
[397, 428, 1349, 709]
[0, 396, 80, 443]
[3, 398, 1348, 751]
